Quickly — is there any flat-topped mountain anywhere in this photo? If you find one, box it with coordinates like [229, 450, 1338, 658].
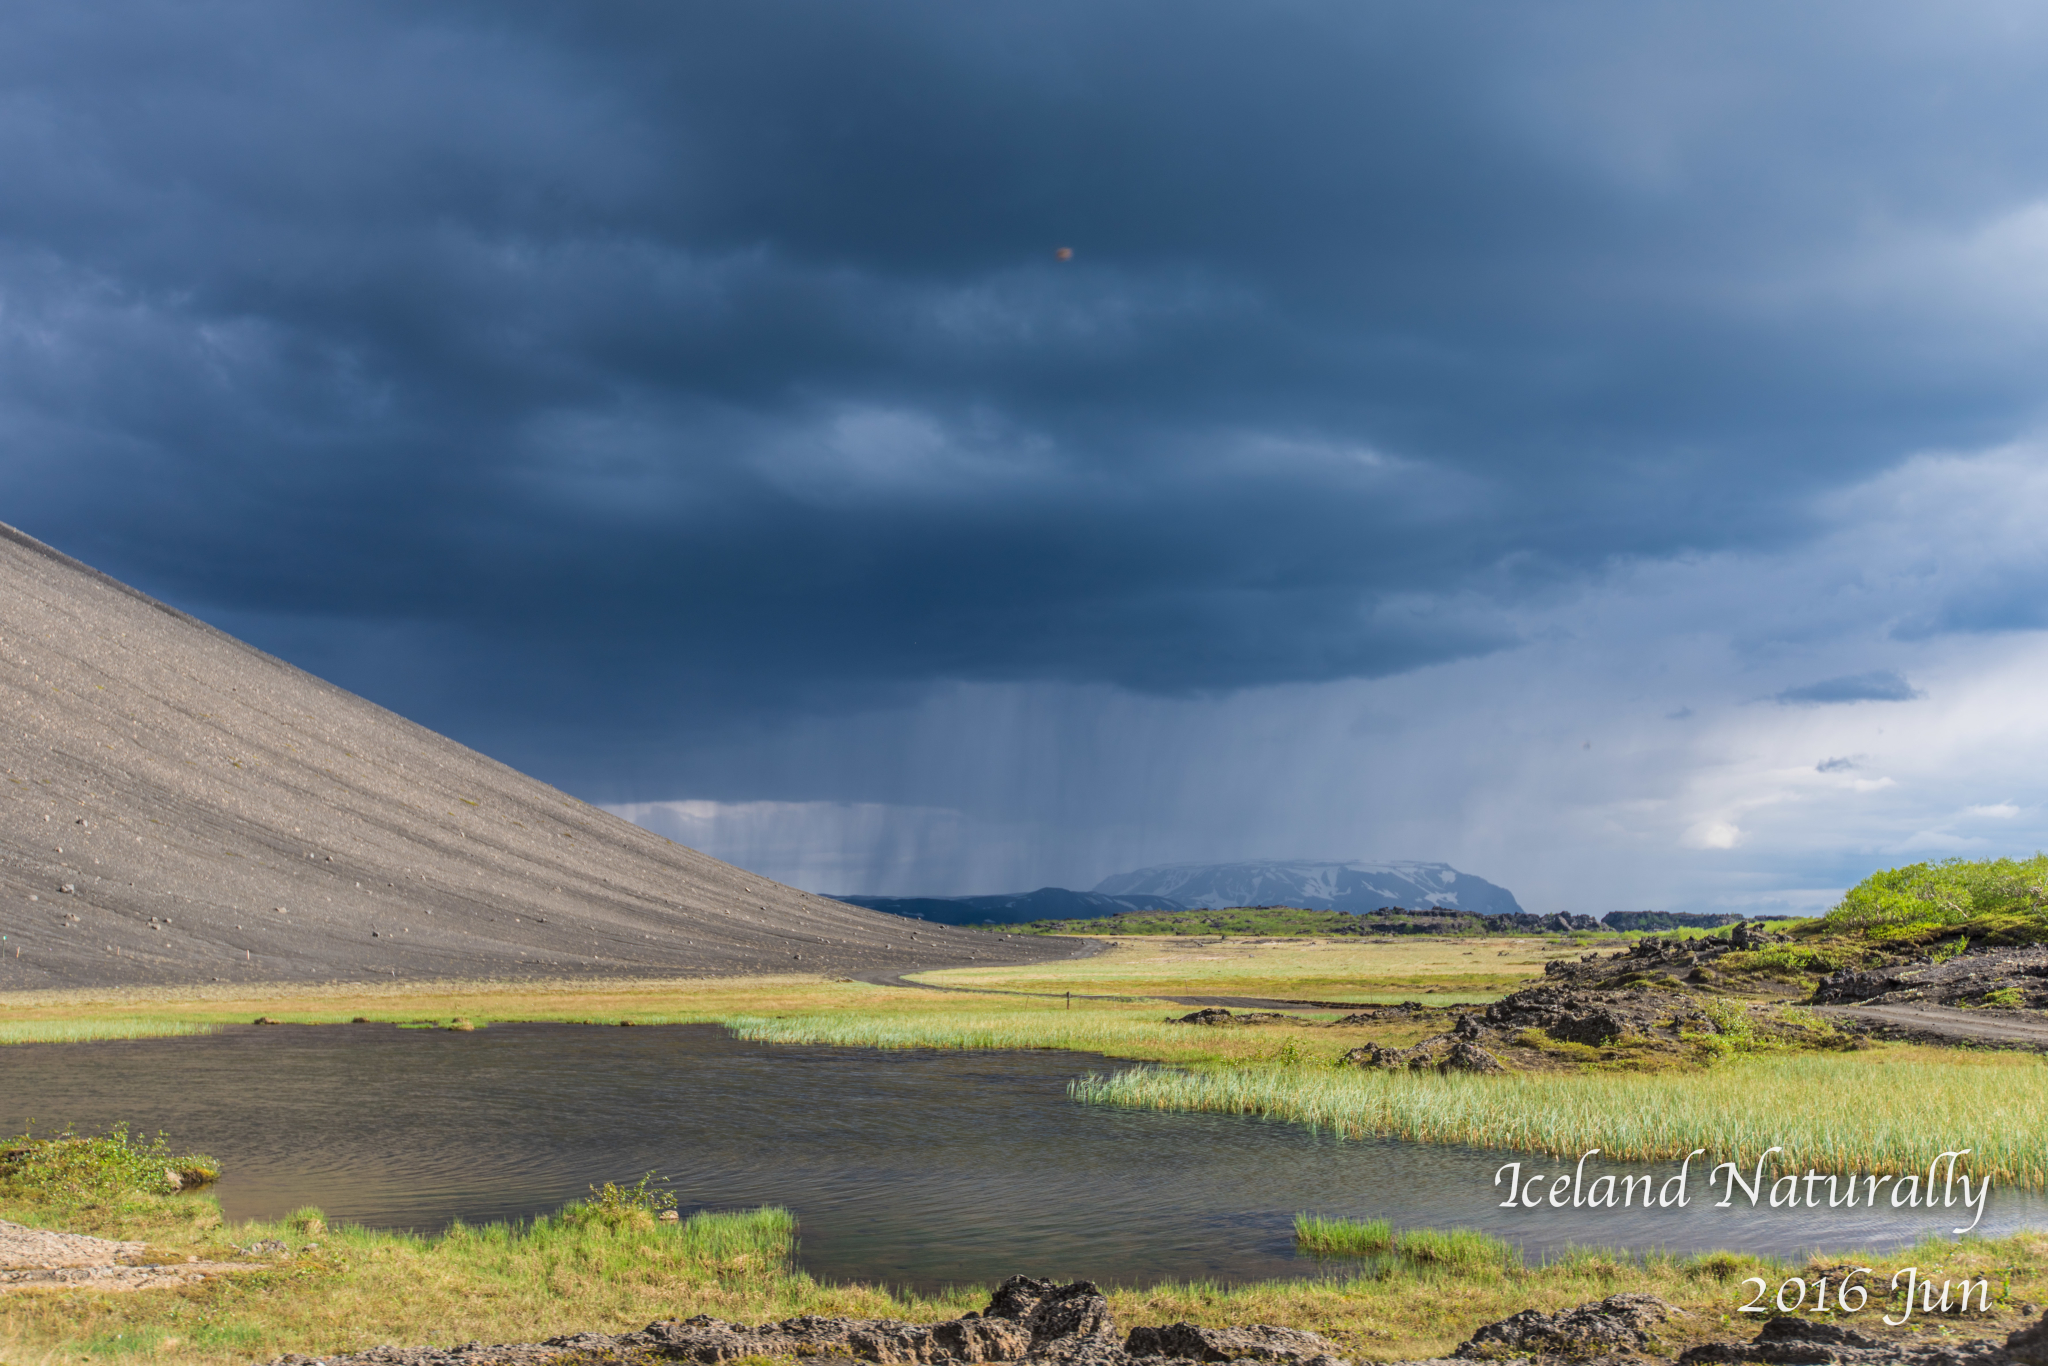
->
[0, 523, 1067, 990]
[1092, 860, 1524, 916]
[837, 887, 1185, 926]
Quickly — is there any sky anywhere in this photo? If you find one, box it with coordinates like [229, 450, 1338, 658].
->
[7, 2, 2048, 912]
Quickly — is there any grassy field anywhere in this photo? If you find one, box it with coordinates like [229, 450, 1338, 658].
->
[3, 1135, 2045, 1366]
[908, 933, 1576, 1001]
[6, 921, 2048, 1363]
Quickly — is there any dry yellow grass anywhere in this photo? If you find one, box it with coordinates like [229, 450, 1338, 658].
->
[909, 934, 1560, 1001]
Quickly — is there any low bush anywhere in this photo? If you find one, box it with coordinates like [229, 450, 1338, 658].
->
[555, 1171, 678, 1230]
[1819, 856, 2048, 944]
[0, 1125, 219, 1199]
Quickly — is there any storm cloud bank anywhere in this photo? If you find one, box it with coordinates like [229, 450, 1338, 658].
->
[6, 2, 2048, 909]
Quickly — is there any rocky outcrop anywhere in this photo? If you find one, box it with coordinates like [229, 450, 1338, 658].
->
[1124, 1322, 1346, 1366]
[1812, 945, 2048, 1011]
[1169, 1009, 1293, 1027]
[1673, 1312, 2032, 1366]
[267, 1276, 1351, 1366]
[1454, 1293, 1682, 1359]
[1342, 1039, 1505, 1074]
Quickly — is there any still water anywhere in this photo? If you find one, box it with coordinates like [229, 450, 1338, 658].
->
[3, 1022, 2040, 1289]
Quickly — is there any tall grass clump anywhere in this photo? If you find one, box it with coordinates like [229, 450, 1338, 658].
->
[725, 1011, 1199, 1054]
[1393, 1226, 1518, 1271]
[0, 1018, 216, 1045]
[1074, 1051, 2048, 1185]
[1295, 1214, 1392, 1257]
[1294, 1216, 1516, 1272]
[1820, 855, 2048, 945]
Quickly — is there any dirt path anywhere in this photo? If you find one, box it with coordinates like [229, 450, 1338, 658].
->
[0, 1218, 256, 1292]
[1818, 1002, 2048, 1048]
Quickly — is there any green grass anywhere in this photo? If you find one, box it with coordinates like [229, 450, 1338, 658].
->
[724, 1009, 1231, 1055]
[1392, 1226, 1518, 1272]
[1295, 1214, 1393, 1257]
[1073, 1049, 2048, 1185]
[0, 1017, 217, 1045]
[1294, 1216, 1516, 1272]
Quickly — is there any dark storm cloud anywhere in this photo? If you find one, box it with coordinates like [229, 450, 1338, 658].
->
[1775, 672, 1925, 706]
[4, 0, 2047, 782]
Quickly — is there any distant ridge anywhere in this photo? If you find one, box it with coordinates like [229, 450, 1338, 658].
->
[0, 521, 1070, 990]
[1093, 860, 1524, 917]
[1602, 911, 1745, 931]
[837, 887, 1184, 927]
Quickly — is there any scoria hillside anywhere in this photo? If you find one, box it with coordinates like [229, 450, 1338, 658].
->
[0, 523, 1067, 990]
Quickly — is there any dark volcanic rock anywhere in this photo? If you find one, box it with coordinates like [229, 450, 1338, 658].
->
[1674, 1312, 2026, 1366]
[1455, 1293, 1683, 1359]
[267, 1276, 1221, 1366]
[1812, 946, 2048, 1011]
[1169, 1009, 1292, 1027]
[1342, 1038, 1505, 1073]
[1478, 984, 1716, 1046]
[1125, 1322, 1347, 1366]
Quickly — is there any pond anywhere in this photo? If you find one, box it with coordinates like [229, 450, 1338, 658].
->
[2, 1022, 2040, 1290]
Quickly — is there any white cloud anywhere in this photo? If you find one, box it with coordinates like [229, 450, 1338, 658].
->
[1682, 821, 1744, 850]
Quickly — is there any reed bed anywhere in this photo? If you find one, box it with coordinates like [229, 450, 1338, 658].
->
[1294, 1213, 1392, 1257]
[1074, 1052, 2048, 1185]
[723, 1010, 1204, 1054]
[1294, 1215, 1516, 1270]
[0, 1017, 215, 1045]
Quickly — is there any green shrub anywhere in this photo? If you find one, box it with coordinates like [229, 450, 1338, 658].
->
[1982, 987, 2025, 1009]
[1822, 856, 2048, 942]
[556, 1171, 677, 1230]
[0, 1125, 219, 1199]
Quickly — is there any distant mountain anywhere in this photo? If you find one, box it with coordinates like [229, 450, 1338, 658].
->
[1091, 860, 1524, 916]
[835, 887, 1186, 926]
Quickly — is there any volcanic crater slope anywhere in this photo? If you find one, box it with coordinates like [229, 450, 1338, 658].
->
[0, 523, 1068, 990]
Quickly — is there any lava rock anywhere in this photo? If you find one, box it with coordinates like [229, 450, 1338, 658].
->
[1125, 1321, 1348, 1366]
[1455, 1293, 1683, 1359]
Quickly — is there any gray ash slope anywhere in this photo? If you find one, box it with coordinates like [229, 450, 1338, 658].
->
[0, 523, 1070, 991]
